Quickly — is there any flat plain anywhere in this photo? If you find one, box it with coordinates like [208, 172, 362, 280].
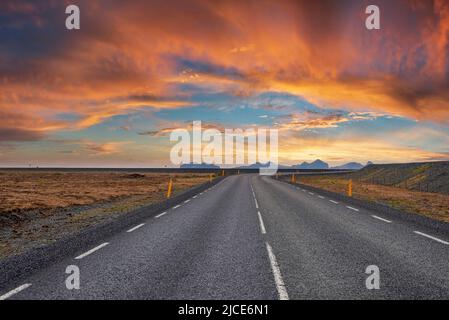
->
[0, 170, 210, 258]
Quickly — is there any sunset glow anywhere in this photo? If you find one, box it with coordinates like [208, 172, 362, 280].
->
[1, 0, 448, 167]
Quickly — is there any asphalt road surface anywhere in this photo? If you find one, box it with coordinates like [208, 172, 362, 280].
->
[2, 174, 449, 300]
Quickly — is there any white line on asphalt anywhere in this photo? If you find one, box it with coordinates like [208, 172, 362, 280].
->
[414, 231, 449, 245]
[329, 200, 339, 204]
[193, 195, 197, 199]
[0, 283, 32, 300]
[346, 206, 359, 212]
[257, 211, 267, 234]
[265, 242, 289, 300]
[75, 242, 109, 260]
[308, 192, 314, 195]
[0, 283, 31, 300]
[371, 215, 392, 223]
[127, 223, 145, 233]
[155, 211, 167, 218]
[302, 189, 306, 192]
[318, 195, 325, 199]
[173, 205, 181, 209]
[184, 199, 190, 203]
[254, 198, 259, 209]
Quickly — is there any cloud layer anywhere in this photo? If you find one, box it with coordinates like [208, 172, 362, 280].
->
[1, 0, 448, 164]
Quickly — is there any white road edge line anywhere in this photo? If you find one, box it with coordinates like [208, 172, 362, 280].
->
[173, 205, 181, 209]
[155, 211, 167, 218]
[184, 199, 190, 203]
[329, 200, 339, 204]
[127, 223, 145, 233]
[265, 242, 289, 300]
[346, 206, 359, 212]
[414, 231, 449, 245]
[371, 215, 392, 223]
[254, 198, 259, 209]
[0, 283, 32, 300]
[257, 211, 267, 234]
[318, 195, 325, 199]
[75, 242, 109, 260]
[308, 192, 314, 195]
[193, 195, 197, 199]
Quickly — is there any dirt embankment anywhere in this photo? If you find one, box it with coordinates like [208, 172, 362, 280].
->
[295, 174, 449, 223]
[348, 161, 449, 194]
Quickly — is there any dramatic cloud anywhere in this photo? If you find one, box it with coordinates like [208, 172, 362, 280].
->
[275, 111, 383, 131]
[0, 128, 45, 142]
[1, 0, 448, 165]
[138, 122, 226, 137]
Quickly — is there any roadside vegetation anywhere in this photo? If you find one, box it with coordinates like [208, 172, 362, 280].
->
[296, 175, 449, 223]
[0, 171, 211, 259]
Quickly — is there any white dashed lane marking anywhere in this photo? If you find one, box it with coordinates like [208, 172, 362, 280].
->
[257, 211, 267, 234]
[126, 223, 145, 233]
[155, 211, 167, 218]
[75, 242, 109, 260]
[371, 215, 392, 223]
[414, 231, 449, 245]
[265, 242, 289, 300]
[0, 284, 32, 300]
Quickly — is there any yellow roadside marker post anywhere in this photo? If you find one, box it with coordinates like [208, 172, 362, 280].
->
[166, 178, 173, 199]
[222, 169, 225, 176]
[291, 174, 296, 183]
[209, 174, 212, 183]
[348, 179, 353, 197]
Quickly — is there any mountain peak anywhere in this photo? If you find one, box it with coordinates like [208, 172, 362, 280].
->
[293, 159, 329, 169]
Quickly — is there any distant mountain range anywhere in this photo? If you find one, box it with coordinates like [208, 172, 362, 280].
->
[180, 162, 220, 169]
[239, 160, 374, 170]
[237, 161, 283, 169]
[181, 160, 373, 170]
[292, 159, 329, 170]
[332, 161, 373, 170]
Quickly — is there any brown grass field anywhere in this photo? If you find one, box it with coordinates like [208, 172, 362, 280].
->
[297, 175, 449, 223]
[0, 171, 210, 214]
[0, 171, 211, 258]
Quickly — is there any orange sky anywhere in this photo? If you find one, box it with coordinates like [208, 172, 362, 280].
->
[0, 0, 448, 166]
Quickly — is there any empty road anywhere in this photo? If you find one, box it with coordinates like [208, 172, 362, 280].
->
[2, 174, 449, 300]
